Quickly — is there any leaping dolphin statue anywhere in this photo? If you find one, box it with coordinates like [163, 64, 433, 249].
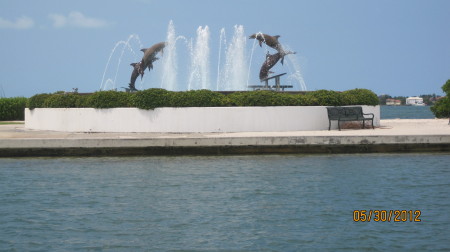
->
[138, 41, 166, 77]
[129, 62, 141, 91]
[259, 51, 295, 80]
[249, 33, 296, 65]
[259, 52, 282, 81]
[128, 56, 160, 91]
[128, 41, 166, 91]
[249, 33, 282, 51]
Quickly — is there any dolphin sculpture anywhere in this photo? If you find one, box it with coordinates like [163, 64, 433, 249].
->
[128, 57, 160, 91]
[259, 52, 282, 81]
[138, 41, 166, 77]
[249, 33, 282, 51]
[128, 41, 166, 91]
[259, 51, 295, 80]
[128, 62, 141, 91]
[249, 33, 296, 65]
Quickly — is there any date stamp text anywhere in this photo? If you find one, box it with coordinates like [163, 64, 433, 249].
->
[353, 210, 421, 222]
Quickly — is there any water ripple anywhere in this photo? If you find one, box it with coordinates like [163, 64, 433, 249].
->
[0, 154, 448, 250]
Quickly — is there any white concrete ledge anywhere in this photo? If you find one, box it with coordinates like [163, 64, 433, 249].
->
[25, 106, 380, 133]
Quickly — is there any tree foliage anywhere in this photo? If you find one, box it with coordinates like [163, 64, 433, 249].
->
[431, 79, 450, 118]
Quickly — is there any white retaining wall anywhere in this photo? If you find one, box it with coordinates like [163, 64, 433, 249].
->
[25, 106, 380, 133]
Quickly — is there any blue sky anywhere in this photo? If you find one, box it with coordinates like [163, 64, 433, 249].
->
[1, 0, 449, 97]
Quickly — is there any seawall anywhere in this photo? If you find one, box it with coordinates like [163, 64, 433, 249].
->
[1, 119, 449, 157]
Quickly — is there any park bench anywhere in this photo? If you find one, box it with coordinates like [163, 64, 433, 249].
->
[326, 106, 375, 131]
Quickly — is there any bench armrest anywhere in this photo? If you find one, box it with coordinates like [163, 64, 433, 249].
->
[363, 113, 374, 119]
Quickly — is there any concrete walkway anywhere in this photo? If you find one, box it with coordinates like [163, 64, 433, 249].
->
[0, 119, 449, 156]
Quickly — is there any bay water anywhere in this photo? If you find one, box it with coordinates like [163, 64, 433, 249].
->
[381, 105, 435, 119]
[1, 154, 449, 251]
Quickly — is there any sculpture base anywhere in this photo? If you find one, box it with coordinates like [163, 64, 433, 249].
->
[25, 106, 380, 133]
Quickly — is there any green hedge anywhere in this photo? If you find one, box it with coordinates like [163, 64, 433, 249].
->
[27, 93, 52, 110]
[173, 89, 230, 107]
[133, 88, 172, 110]
[86, 91, 133, 108]
[340, 88, 380, 106]
[25, 88, 379, 110]
[228, 91, 295, 106]
[0, 97, 28, 120]
[43, 93, 83, 108]
[27, 92, 86, 109]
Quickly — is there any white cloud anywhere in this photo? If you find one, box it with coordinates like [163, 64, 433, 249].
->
[48, 14, 67, 28]
[48, 11, 109, 29]
[0, 16, 34, 29]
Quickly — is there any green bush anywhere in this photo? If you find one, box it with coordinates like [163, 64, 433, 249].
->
[303, 90, 342, 106]
[28, 92, 90, 109]
[292, 94, 319, 106]
[86, 91, 133, 108]
[173, 90, 230, 107]
[0, 97, 27, 120]
[341, 88, 379, 106]
[431, 79, 450, 118]
[228, 91, 295, 106]
[133, 88, 172, 110]
[431, 97, 450, 118]
[24, 88, 381, 110]
[27, 93, 52, 109]
[75, 95, 90, 108]
[43, 93, 82, 108]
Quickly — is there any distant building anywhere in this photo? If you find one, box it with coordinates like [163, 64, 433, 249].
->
[406, 96, 425, 106]
[386, 98, 402, 106]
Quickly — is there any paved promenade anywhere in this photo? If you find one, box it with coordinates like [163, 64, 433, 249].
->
[0, 119, 449, 156]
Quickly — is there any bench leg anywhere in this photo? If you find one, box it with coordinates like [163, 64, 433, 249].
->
[328, 120, 331, 131]
[363, 119, 374, 129]
[338, 120, 341, 131]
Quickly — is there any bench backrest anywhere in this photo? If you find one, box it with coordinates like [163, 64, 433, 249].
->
[327, 106, 363, 120]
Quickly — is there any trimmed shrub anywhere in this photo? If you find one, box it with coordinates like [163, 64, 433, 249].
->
[43, 93, 82, 108]
[25, 88, 381, 110]
[304, 90, 342, 106]
[27, 93, 52, 109]
[0, 97, 27, 120]
[292, 94, 319, 106]
[171, 89, 230, 107]
[75, 95, 90, 108]
[86, 91, 133, 108]
[341, 88, 379, 106]
[228, 91, 295, 106]
[133, 88, 172, 110]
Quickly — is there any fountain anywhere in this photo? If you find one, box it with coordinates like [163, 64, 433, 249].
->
[25, 22, 384, 134]
[160, 20, 181, 91]
[188, 26, 210, 90]
[100, 34, 143, 90]
[100, 20, 307, 92]
[217, 25, 248, 91]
